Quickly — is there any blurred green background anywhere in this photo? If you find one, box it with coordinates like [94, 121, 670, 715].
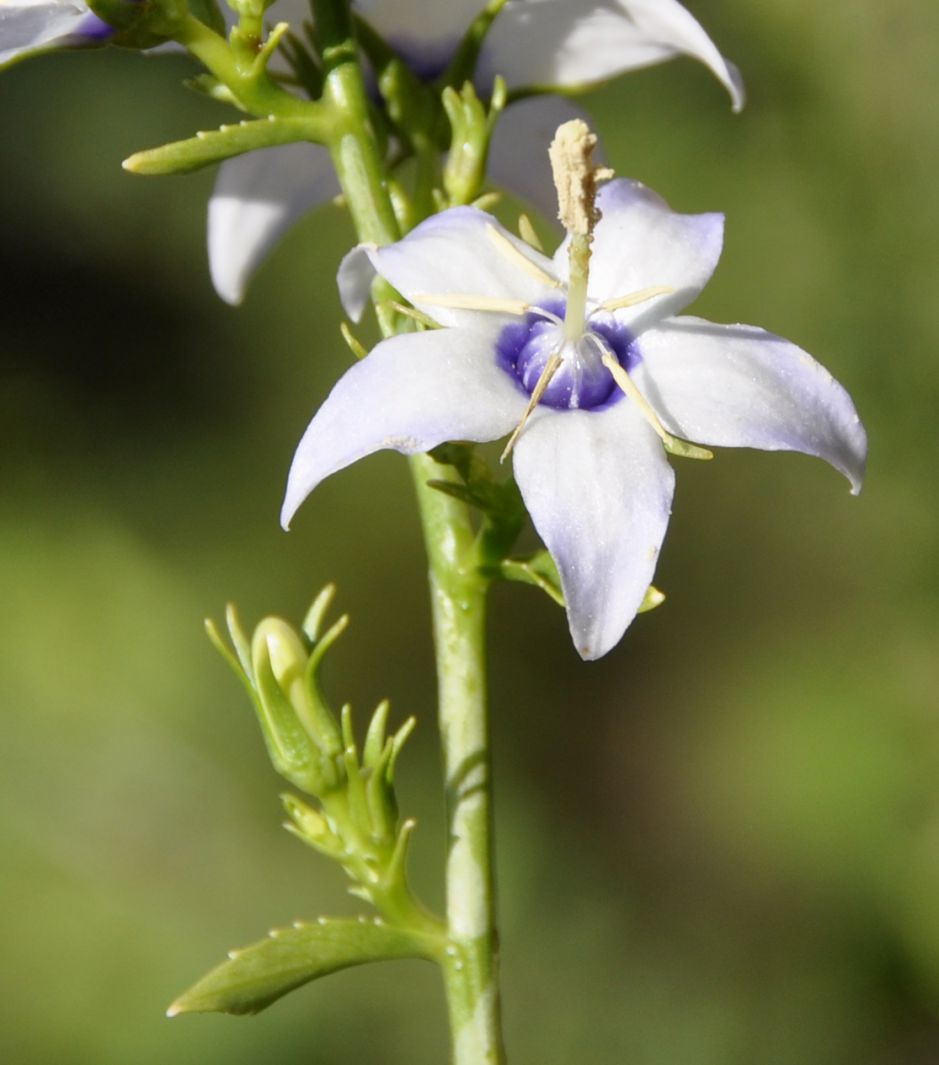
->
[2, 1, 938, 1061]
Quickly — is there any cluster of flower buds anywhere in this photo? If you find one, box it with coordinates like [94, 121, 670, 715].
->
[208, 587, 427, 922]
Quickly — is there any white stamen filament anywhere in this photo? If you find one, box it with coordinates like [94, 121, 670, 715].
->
[600, 286, 674, 312]
[410, 294, 563, 328]
[587, 336, 713, 461]
[412, 293, 531, 315]
[486, 224, 561, 289]
[500, 349, 564, 463]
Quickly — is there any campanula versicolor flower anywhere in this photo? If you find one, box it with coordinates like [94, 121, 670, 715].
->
[281, 134, 866, 660]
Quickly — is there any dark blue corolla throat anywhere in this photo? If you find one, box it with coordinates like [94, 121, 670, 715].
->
[496, 299, 641, 412]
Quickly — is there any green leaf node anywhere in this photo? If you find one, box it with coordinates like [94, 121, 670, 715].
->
[168, 917, 440, 1017]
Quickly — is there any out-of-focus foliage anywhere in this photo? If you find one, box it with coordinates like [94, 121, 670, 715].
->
[1, 1, 938, 1061]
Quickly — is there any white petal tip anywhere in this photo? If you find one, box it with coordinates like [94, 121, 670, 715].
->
[726, 61, 746, 112]
[210, 270, 246, 307]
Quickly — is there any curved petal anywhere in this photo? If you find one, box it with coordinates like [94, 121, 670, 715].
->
[562, 178, 723, 330]
[281, 328, 526, 527]
[635, 316, 868, 493]
[337, 245, 377, 322]
[368, 207, 561, 329]
[482, 0, 743, 110]
[208, 143, 340, 306]
[489, 94, 601, 220]
[513, 403, 674, 659]
[0, 1, 107, 66]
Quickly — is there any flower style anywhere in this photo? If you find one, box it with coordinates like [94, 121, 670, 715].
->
[281, 175, 867, 660]
[0, 0, 110, 67]
[210, 0, 744, 304]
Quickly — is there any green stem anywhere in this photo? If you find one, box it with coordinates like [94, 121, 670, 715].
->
[411, 456, 505, 1065]
[312, 0, 401, 246]
[303, 2, 505, 1058]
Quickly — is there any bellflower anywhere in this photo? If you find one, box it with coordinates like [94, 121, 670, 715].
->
[281, 176, 867, 660]
[0, 0, 110, 66]
[210, 0, 744, 304]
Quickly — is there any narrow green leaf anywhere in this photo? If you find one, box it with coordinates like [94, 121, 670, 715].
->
[501, 551, 565, 606]
[168, 918, 438, 1017]
[123, 117, 318, 176]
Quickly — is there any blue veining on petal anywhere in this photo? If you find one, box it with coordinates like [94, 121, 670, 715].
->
[496, 301, 641, 412]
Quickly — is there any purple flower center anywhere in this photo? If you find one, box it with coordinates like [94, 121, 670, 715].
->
[496, 300, 640, 412]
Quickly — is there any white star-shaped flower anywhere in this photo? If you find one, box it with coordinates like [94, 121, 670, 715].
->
[209, 0, 744, 304]
[281, 178, 866, 659]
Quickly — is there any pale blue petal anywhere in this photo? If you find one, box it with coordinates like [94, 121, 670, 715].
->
[281, 328, 526, 527]
[513, 403, 674, 659]
[635, 316, 868, 493]
[561, 178, 723, 330]
[208, 144, 339, 306]
[481, 0, 744, 110]
[368, 207, 561, 329]
[0, 0, 106, 66]
[489, 94, 602, 220]
[337, 245, 376, 322]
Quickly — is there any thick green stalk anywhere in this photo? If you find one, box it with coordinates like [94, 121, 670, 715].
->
[306, 3, 505, 1058]
[410, 456, 504, 1065]
[312, 0, 400, 246]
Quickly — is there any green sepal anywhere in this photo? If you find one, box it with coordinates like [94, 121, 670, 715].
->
[123, 117, 318, 176]
[167, 918, 439, 1017]
[663, 436, 714, 461]
[362, 700, 391, 769]
[638, 585, 666, 614]
[501, 551, 565, 607]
